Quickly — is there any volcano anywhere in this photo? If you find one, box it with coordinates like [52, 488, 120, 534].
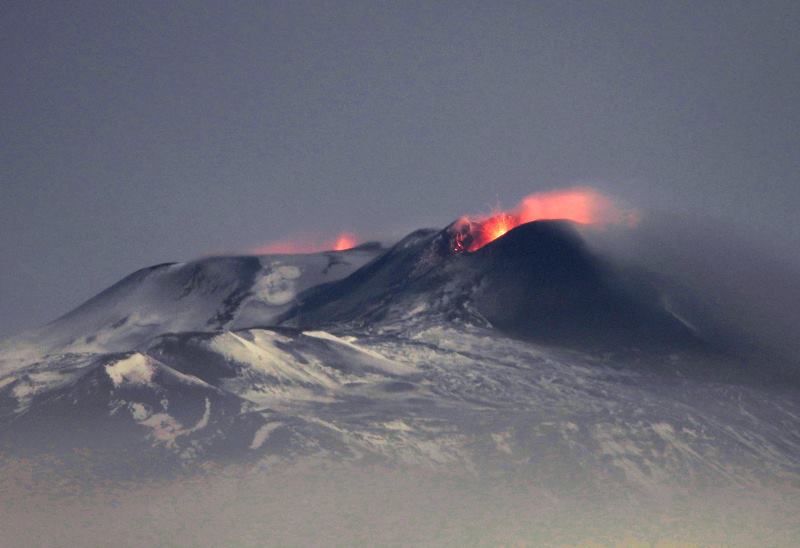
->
[0, 219, 798, 496]
[288, 220, 699, 352]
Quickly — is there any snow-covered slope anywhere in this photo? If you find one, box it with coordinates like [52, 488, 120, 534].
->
[0, 244, 383, 372]
[0, 222, 798, 492]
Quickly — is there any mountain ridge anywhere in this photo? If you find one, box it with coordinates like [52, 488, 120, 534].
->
[1, 220, 798, 490]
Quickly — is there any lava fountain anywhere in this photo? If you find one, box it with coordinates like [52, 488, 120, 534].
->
[450, 188, 639, 253]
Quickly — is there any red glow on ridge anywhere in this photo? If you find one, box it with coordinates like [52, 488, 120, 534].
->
[333, 233, 357, 251]
[451, 188, 638, 252]
[251, 231, 359, 255]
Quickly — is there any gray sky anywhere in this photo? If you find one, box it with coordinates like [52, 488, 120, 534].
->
[2, 1, 798, 339]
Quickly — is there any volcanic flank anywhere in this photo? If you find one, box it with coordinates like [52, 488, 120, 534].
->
[0, 196, 798, 504]
[285, 220, 699, 352]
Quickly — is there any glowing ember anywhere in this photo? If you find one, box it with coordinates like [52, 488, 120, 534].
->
[252, 232, 359, 255]
[450, 188, 638, 253]
[483, 213, 515, 241]
[333, 233, 357, 251]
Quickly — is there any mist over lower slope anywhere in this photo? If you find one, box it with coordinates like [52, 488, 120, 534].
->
[1, 219, 799, 545]
[585, 211, 800, 368]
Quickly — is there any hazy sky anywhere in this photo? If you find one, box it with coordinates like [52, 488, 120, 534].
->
[2, 1, 798, 338]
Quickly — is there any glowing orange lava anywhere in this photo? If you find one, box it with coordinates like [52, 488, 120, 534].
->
[451, 188, 638, 252]
[252, 232, 358, 255]
[333, 233, 357, 251]
[483, 213, 515, 241]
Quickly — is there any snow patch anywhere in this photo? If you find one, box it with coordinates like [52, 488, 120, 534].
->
[190, 398, 212, 433]
[0, 376, 15, 390]
[303, 331, 418, 376]
[139, 413, 183, 442]
[491, 431, 514, 455]
[662, 296, 699, 333]
[105, 354, 155, 387]
[250, 422, 283, 450]
[383, 420, 413, 432]
[304, 331, 397, 364]
[253, 263, 302, 306]
[129, 402, 151, 421]
[10, 371, 72, 404]
[138, 398, 211, 446]
[210, 330, 339, 391]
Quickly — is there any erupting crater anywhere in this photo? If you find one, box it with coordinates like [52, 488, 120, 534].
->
[448, 188, 638, 253]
